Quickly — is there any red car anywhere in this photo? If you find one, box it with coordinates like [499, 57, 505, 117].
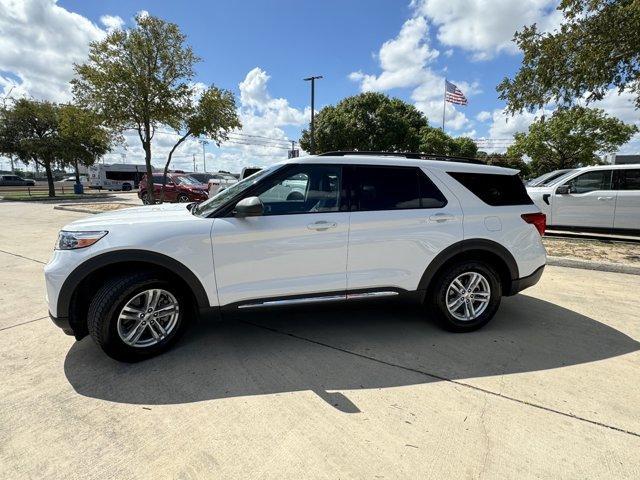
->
[138, 173, 209, 204]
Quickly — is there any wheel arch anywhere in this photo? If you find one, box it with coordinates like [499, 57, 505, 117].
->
[417, 239, 519, 300]
[59, 250, 209, 339]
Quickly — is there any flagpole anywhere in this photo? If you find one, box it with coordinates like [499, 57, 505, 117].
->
[442, 78, 446, 131]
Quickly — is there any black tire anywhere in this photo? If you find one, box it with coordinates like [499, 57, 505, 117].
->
[141, 191, 153, 205]
[177, 194, 190, 203]
[426, 260, 501, 332]
[87, 273, 188, 362]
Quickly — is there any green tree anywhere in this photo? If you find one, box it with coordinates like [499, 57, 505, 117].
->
[58, 105, 115, 184]
[498, 0, 640, 112]
[507, 106, 637, 177]
[72, 14, 199, 203]
[0, 99, 61, 196]
[477, 152, 530, 177]
[299, 92, 427, 153]
[159, 86, 241, 202]
[419, 126, 478, 158]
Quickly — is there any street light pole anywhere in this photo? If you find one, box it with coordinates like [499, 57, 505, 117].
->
[303, 75, 322, 154]
[199, 139, 208, 172]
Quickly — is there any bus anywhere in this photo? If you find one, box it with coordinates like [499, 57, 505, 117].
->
[88, 163, 155, 190]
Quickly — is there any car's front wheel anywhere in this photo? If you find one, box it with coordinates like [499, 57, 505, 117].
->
[177, 193, 191, 203]
[427, 260, 501, 332]
[87, 273, 188, 361]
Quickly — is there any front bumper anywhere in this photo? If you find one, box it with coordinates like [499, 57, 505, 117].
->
[506, 265, 545, 296]
[49, 312, 75, 336]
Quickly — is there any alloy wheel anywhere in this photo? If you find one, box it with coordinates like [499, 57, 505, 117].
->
[445, 271, 491, 321]
[116, 289, 180, 348]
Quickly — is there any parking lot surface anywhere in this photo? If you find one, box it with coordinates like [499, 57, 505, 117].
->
[1, 201, 639, 479]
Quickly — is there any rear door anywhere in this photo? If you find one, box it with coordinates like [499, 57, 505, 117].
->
[614, 168, 640, 230]
[346, 165, 462, 292]
[551, 169, 616, 228]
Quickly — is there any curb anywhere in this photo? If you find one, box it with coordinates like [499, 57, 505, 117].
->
[547, 256, 640, 276]
[53, 203, 137, 215]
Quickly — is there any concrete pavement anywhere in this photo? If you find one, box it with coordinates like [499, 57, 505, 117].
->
[0, 201, 639, 479]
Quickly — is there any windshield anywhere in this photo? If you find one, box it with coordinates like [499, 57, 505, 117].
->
[544, 170, 576, 187]
[176, 176, 202, 186]
[527, 169, 574, 187]
[192, 165, 280, 217]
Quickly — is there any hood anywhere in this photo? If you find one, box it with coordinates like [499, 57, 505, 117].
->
[62, 203, 194, 231]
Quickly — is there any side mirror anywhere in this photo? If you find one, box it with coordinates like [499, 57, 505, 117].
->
[556, 185, 571, 195]
[234, 196, 264, 217]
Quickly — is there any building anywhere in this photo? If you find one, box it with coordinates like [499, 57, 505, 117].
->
[611, 154, 640, 165]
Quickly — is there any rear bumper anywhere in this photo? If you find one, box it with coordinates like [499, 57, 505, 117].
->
[49, 312, 75, 336]
[506, 265, 545, 296]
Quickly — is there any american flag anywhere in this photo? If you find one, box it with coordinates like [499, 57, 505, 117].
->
[445, 80, 468, 106]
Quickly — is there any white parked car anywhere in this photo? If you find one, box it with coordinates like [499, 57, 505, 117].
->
[207, 172, 238, 197]
[527, 164, 640, 231]
[45, 152, 546, 361]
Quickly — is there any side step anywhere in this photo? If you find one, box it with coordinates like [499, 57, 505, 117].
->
[237, 291, 399, 310]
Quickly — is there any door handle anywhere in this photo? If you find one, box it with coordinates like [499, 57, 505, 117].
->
[429, 213, 455, 223]
[597, 196, 613, 201]
[307, 221, 337, 231]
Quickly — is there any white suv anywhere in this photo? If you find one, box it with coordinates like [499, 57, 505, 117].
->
[527, 164, 640, 231]
[45, 152, 547, 361]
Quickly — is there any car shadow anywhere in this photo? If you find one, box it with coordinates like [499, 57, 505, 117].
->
[64, 295, 639, 411]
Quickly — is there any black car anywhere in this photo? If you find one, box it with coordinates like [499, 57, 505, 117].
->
[0, 175, 36, 186]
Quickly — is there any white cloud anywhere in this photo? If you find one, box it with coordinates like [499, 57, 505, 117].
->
[100, 14, 124, 32]
[476, 110, 492, 122]
[349, 15, 477, 131]
[349, 17, 438, 92]
[0, 0, 106, 102]
[411, 0, 562, 60]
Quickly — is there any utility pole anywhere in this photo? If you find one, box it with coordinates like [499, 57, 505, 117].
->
[199, 139, 208, 172]
[303, 75, 323, 154]
[192, 154, 196, 172]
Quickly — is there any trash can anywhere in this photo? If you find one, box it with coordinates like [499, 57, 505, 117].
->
[74, 183, 84, 195]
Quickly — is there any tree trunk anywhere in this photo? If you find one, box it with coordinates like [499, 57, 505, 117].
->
[160, 132, 190, 204]
[44, 161, 55, 197]
[74, 160, 81, 184]
[143, 122, 154, 204]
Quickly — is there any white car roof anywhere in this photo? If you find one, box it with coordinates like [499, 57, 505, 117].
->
[570, 163, 640, 172]
[288, 154, 519, 175]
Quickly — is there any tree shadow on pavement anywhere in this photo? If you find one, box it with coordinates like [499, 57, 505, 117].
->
[64, 294, 639, 411]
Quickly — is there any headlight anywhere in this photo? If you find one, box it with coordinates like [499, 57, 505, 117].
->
[55, 231, 108, 250]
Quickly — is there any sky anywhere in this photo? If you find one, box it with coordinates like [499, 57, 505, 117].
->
[0, 0, 638, 173]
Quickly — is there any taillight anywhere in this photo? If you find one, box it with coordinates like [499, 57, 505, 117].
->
[521, 212, 546, 236]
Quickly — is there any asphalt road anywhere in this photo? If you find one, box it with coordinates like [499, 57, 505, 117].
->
[1, 201, 639, 479]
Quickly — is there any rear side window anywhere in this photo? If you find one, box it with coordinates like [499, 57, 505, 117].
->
[617, 169, 640, 190]
[353, 166, 447, 211]
[448, 171, 533, 206]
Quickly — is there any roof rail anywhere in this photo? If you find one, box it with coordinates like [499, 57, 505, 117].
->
[317, 151, 485, 164]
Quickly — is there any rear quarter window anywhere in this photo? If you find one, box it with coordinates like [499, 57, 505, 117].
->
[448, 171, 533, 206]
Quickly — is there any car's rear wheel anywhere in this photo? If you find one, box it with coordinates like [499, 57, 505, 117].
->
[427, 260, 501, 332]
[87, 273, 188, 361]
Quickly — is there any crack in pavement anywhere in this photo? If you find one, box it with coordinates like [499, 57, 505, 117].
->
[241, 319, 640, 440]
[0, 316, 48, 332]
[0, 249, 47, 265]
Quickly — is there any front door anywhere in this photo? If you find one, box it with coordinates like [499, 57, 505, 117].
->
[211, 164, 349, 306]
[552, 169, 616, 228]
